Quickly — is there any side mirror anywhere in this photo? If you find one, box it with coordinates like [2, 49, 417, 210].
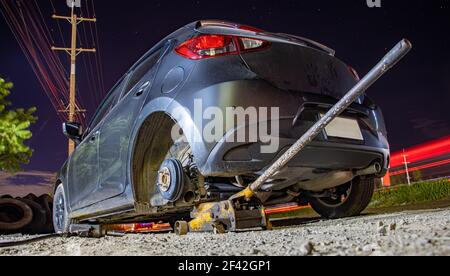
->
[63, 122, 83, 143]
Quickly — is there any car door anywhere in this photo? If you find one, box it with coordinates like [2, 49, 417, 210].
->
[95, 46, 166, 203]
[67, 78, 126, 211]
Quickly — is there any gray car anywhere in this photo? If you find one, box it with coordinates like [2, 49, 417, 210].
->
[53, 20, 389, 233]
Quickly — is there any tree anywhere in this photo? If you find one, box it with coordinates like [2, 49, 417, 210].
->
[0, 77, 37, 172]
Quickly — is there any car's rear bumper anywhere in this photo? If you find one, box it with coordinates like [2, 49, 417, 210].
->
[202, 137, 389, 178]
[199, 112, 390, 178]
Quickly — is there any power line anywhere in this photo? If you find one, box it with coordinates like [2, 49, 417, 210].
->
[79, 5, 101, 106]
[1, 0, 105, 152]
[0, 0, 70, 122]
[85, 0, 105, 100]
[90, 0, 105, 96]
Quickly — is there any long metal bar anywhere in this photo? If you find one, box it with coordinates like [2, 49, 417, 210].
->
[246, 39, 412, 196]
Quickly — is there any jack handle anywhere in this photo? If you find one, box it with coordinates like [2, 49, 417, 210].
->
[231, 39, 412, 201]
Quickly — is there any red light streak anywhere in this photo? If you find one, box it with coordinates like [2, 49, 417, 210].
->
[108, 223, 172, 233]
[264, 204, 311, 215]
[390, 158, 450, 176]
[390, 136, 450, 168]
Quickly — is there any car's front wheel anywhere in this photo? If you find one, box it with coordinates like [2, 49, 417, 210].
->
[308, 177, 375, 219]
[52, 184, 70, 234]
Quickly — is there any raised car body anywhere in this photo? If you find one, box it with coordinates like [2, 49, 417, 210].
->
[56, 20, 389, 225]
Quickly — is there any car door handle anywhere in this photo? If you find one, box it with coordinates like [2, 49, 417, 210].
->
[135, 81, 150, 97]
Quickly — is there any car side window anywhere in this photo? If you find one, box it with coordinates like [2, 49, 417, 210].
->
[87, 78, 126, 134]
[121, 48, 163, 99]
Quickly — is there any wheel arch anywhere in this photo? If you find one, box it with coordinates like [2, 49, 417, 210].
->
[131, 111, 176, 204]
[130, 96, 212, 205]
[54, 160, 68, 195]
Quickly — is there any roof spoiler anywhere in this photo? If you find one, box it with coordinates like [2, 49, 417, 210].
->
[275, 33, 336, 56]
[196, 20, 335, 56]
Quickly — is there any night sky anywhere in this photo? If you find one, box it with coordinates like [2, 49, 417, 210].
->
[0, 0, 449, 172]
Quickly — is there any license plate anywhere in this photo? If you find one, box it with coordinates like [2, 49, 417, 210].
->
[321, 115, 364, 141]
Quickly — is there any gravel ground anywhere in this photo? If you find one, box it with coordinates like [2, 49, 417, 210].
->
[1, 207, 449, 256]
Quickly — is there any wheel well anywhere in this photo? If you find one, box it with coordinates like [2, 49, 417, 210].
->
[53, 180, 62, 195]
[132, 112, 177, 204]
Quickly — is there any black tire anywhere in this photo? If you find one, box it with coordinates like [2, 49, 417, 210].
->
[309, 177, 375, 219]
[37, 194, 55, 233]
[0, 198, 33, 233]
[17, 198, 47, 234]
[53, 184, 70, 234]
[24, 193, 38, 202]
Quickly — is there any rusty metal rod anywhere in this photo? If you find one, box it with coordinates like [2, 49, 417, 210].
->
[247, 39, 412, 195]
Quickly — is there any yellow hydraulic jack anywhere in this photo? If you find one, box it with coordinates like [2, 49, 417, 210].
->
[175, 39, 412, 236]
[175, 200, 270, 235]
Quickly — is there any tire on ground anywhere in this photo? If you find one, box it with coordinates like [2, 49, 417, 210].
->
[52, 184, 70, 234]
[309, 177, 375, 219]
[0, 198, 33, 233]
[17, 198, 47, 234]
[37, 194, 55, 233]
[24, 193, 39, 202]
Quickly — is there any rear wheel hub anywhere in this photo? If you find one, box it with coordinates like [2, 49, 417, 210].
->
[157, 158, 185, 202]
[157, 167, 172, 193]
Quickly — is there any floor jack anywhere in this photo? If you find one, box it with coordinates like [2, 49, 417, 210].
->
[174, 39, 412, 236]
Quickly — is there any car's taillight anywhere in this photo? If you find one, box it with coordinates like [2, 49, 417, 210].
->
[175, 35, 237, 60]
[175, 34, 270, 60]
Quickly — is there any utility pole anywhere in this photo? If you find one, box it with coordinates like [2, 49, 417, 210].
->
[51, 0, 96, 155]
[402, 149, 412, 186]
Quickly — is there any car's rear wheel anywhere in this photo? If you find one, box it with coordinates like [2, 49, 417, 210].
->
[308, 177, 375, 219]
[53, 184, 70, 234]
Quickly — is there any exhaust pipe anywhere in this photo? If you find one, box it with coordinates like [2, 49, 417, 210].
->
[355, 163, 382, 177]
